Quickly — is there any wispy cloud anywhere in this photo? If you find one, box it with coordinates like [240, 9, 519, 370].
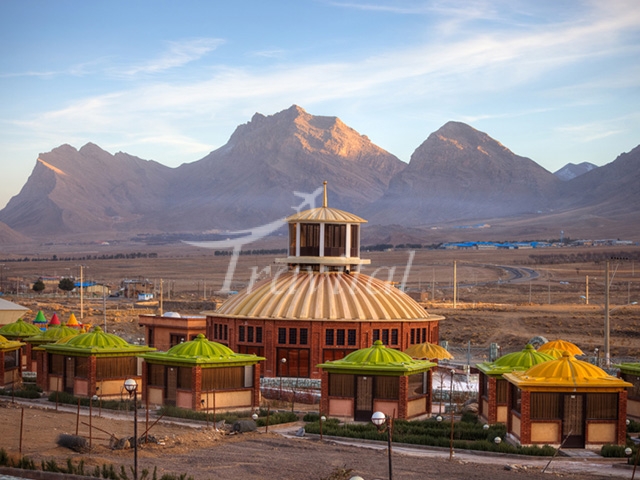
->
[118, 38, 224, 76]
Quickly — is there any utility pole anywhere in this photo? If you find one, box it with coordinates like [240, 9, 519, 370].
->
[585, 275, 589, 305]
[604, 261, 611, 368]
[453, 261, 457, 309]
[80, 265, 85, 320]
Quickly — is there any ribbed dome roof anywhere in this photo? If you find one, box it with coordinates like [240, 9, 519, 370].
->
[404, 342, 453, 360]
[504, 352, 632, 389]
[166, 334, 235, 358]
[287, 207, 367, 224]
[538, 339, 583, 356]
[44, 326, 154, 355]
[0, 318, 42, 338]
[65, 326, 129, 349]
[217, 271, 439, 321]
[494, 344, 555, 369]
[141, 334, 264, 366]
[317, 340, 435, 374]
[27, 325, 80, 344]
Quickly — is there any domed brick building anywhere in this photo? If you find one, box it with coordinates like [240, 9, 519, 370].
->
[206, 183, 444, 379]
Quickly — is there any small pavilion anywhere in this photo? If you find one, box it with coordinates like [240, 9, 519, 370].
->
[503, 352, 631, 448]
[33, 310, 48, 330]
[0, 334, 24, 388]
[0, 318, 42, 373]
[25, 324, 80, 382]
[139, 334, 264, 411]
[476, 344, 554, 425]
[41, 326, 154, 399]
[616, 362, 640, 421]
[317, 340, 435, 421]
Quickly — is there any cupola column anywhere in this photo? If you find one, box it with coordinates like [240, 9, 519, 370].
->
[345, 223, 351, 259]
[319, 223, 325, 257]
[295, 223, 301, 257]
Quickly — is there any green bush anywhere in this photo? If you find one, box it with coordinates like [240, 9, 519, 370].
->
[256, 411, 298, 427]
[628, 419, 640, 433]
[303, 417, 552, 456]
[47, 391, 134, 411]
[601, 444, 630, 458]
[0, 386, 42, 399]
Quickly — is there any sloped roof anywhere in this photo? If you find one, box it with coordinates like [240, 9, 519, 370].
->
[0, 298, 29, 312]
[0, 318, 42, 339]
[317, 340, 435, 376]
[477, 344, 554, 376]
[33, 310, 47, 324]
[287, 207, 367, 224]
[43, 326, 154, 356]
[504, 352, 631, 390]
[140, 334, 264, 367]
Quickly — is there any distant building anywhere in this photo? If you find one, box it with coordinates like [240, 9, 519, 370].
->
[138, 312, 206, 351]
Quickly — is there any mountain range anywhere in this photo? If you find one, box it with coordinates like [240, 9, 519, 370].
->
[1, 105, 638, 246]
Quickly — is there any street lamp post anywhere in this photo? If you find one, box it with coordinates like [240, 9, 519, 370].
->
[124, 379, 138, 480]
[449, 369, 455, 460]
[280, 357, 287, 401]
[371, 411, 393, 480]
[319, 415, 326, 441]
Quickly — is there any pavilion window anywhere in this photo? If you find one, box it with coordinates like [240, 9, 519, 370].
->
[247, 326, 254, 343]
[325, 329, 334, 346]
[350, 225, 359, 257]
[421, 328, 427, 343]
[408, 372, 427, 398]
[289, 328, 297, 345]
[372, 329, 380, 342]
[177, 367, 192, 389]
[391, 329, 398, 345]
[324, 224, 346, 257]
[202, 367, 244, 390]
[375, 376, 399, 400]
[75, 357, 89, 378]
[256, 327, 263, 344]
[511, 384, 522, 414]
[148, 364, 165, 387]
[49, 354, 64, 375]
[278, 328, 286, 344]
[336, 329, 345, 346]
[329, 373, 354, 397]
[586, 393, 618, 420]
[95, 357, 136, 379]
[381, 329, 389, 345]
[4, 350, 19, 370]
[347, 329, 356, 346]
[480, 374, 488, 399]
[300, 223, 320, 256]
[530, 392, 561, 419]
[496, 379, 508, 404]
[239, 326, 245, 342]
[621, 373, 640, 400]
[410, 329, 415, 344]
[289, 223, 297, 256]
[299, 328, 308, 345]
[223, 325, 228, 340]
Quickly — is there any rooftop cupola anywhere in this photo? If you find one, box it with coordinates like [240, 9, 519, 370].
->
[276, 181, 370, 273]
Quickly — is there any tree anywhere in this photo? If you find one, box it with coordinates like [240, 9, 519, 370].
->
[58, 277, 75, 295]
[32, 279, 45, 294]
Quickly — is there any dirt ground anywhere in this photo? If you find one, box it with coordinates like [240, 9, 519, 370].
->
[0, 400, 629, 480]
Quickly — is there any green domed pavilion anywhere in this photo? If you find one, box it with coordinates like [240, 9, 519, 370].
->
[476, 344, 554, 425]
[42, 326, 154, 399]
[140, 334, 265, 411]
[317, 340, 435, 421]
[25, 324, 81, 382]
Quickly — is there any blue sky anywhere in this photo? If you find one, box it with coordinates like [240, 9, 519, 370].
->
[1, 0, 639, 209]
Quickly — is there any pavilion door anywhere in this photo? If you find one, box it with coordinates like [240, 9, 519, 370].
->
[64, 357, 75, 394]
[354, 376, 373, 422]
[562, 394, 585, 448]
[166, 367, 177, 406]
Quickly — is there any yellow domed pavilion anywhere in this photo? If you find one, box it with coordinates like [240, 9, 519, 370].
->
[206, 183, 445, 380]
[503, 352, 631, 448]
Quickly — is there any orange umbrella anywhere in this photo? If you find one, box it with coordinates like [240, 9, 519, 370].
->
[538, 339, 583, 356]
[404, 342, 453, 360]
